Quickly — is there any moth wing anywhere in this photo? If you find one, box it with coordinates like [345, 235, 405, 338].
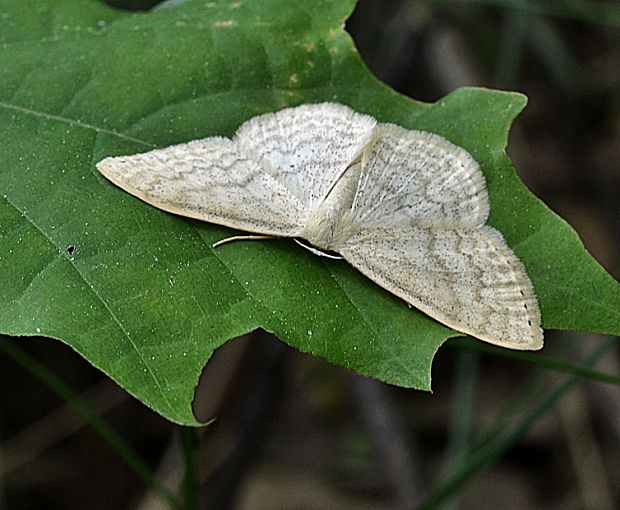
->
[96, 137, 305, 236]
[340, 225, 543, 350]
[235, 103, 377, 215]
[350, 124, 489, 229]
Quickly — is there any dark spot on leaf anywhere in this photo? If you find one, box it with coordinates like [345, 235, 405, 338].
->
[66, 245, 76, 255]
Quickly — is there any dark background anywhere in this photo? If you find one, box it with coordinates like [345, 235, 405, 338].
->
[2, 1, 619, 509]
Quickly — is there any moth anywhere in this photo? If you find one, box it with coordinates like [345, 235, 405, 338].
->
[97, 103, 543, 350]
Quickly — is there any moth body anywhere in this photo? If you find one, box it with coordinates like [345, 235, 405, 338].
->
[302, 161, 361, 252]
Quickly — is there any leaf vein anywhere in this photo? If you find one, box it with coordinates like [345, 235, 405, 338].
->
[0, 100, 155, 148]
[1, 192, 176, 415]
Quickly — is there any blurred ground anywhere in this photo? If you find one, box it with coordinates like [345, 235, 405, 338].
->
[1, 1, 619, 509]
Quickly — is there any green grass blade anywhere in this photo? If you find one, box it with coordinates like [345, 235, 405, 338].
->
[449, 337, 620, 386]
[427, 0, 620, 27]
[418, 336, 617, 509]
[0, 337, 179, 510]
[439, 350, 480, 510]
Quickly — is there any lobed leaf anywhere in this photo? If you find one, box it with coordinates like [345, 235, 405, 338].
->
[1, 0, 618, 424]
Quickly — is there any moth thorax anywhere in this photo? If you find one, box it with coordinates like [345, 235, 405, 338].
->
[302, 162, 361, 251]
[302, 209, 357, 252]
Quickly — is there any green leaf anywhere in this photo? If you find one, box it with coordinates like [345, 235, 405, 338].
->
[1, 0, 619, 425]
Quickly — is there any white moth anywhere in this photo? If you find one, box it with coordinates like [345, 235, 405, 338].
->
[97, 103, 543, 350]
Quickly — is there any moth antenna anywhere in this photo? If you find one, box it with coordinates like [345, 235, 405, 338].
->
[294, 239, 343, 259]
[212, 235, 275, 249]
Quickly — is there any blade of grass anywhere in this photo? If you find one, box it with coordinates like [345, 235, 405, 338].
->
[466, 334, 583, 450]
[439, 349, 480, 510]
[418, 336, 617, 509]
[0, 336, 180, 510]
[0, 447, 5, 510]
[528, 17, 584, 94]
[179, 427, 198, 510]
[449, 337, 620, 386]
[470, 356, 553, 448]
[426, 0, 620, 28]
[494, 11, 530, 87]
